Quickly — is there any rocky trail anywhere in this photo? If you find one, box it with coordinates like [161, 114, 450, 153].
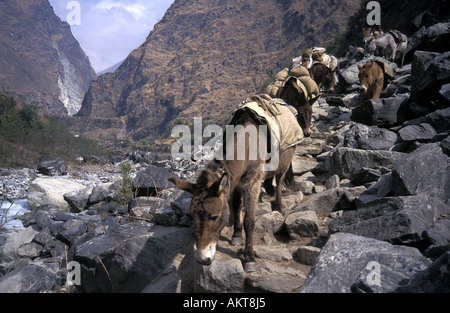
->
[1, 21, 450, 293]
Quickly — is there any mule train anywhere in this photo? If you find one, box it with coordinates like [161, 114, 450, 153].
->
[363, 27, 408, 68]
[170, 93, 311, 272]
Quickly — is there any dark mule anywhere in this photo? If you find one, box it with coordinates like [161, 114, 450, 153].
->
[310, 63, 336, 93]
[279, 77, 318, 137]
[169, 109, 297, 272]
[358, 61, 384, 102]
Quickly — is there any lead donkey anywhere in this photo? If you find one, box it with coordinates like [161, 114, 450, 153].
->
[169, 96, 303, 272]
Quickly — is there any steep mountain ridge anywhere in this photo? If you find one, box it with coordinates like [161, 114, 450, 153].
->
[0, 0, 96, 116]
[74, 0, 360, 140]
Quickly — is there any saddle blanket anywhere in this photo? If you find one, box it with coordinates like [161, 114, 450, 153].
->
[231, 95, 304, 151]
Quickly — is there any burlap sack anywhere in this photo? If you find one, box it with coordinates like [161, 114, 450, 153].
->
[289, 65, 309, 78]
[265, 80, 283, 98]
[275, 68, 289, 81]
[298, 76, 319, 99]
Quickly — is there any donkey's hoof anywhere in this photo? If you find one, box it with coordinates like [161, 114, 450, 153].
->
[231, 237, 242, 246]
[244, 262, 256, 273]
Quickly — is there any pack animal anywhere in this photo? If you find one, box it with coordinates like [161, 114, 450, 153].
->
[279, 76, 319, 137]
[358, 61, 384, 102]
[310, 63, 336, 93]
[169, 103, 299, 272]
[364, 33, 397, 62]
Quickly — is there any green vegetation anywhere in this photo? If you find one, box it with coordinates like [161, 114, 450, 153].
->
[0, 93, 103, 168]
[114, 161, 134, 207]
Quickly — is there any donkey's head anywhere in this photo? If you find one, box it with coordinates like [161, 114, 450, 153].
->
[280, 77, 316, 137]
[169, 165, 230, 266]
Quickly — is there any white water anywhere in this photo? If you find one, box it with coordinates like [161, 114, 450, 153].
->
[0, 199, 30, 229]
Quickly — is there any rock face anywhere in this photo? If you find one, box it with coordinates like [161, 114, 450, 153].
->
[301, 233, 431, 293]
[0, 0, 96, 116]
[73, 0, 360, 140]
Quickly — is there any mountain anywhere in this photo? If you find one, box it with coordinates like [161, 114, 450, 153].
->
[0, 0, 96, 116]
[74, 0, 360, 141]
[97, 60, 124, 76]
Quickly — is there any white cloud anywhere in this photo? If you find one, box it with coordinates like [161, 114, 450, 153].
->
[93, 1, 147, 20]
[49, 0, 174, 73]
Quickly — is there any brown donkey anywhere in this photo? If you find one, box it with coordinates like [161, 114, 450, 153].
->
[169, 107, 298, 272]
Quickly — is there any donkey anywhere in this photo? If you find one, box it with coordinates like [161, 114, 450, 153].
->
[169, 108, 298, 272]
[358, 61, 384, 102]
[310, 63, 336, 93]
[279, 77, 319, 137]
[364, 33, 397, 62]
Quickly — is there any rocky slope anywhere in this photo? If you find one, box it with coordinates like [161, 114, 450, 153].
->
[0, 0, 96, 116]
[73, 0, 360, 141]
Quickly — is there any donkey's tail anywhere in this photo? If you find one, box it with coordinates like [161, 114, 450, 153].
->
[283, 163, 300, 192]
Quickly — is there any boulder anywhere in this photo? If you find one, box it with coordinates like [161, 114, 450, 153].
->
[28, 177, 87, 210]
[245, 261, 306, 293]
[396, 251, 450, 293]
[194, 258, 245, 293]
[350, 95, 409, 127]
[284, 210, 319, 239]
[63, 186, 93, 213]
[74, 221, 190, 293]
[422, 218, 450, 247]
[132, 165, 174, 197]
[300, 233, 431, 293]
[37, 158, 67, 176]
[329, 147, 405, 180]
[0, 227, 39, 266]
[329, 195, 450, 247]
[254, 245, 293, 262]
[397, 123, 437, 142]
[391, 143, 450, 201]
[255, 211, 284, 234]
[343, 123, 398, 151]
[296, 246, 321, 265]
[290, 188, 345, 214]
[0, 263, 58, 293]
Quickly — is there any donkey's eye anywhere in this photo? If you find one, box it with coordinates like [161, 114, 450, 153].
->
[210, 215, 219, 222]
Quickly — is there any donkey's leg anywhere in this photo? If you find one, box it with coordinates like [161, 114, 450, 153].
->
[242, 181, 260, 272]
[274, 172, 285, 213]
[230, 187, 243, 246]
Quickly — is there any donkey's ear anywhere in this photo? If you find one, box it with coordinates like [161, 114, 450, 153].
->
[168, 177, 197, 194]
[217, 173, 229, 196]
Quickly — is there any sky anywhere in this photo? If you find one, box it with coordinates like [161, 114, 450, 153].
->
[49, 0, 175, 73]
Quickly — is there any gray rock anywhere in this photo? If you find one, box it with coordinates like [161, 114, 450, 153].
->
[284, 210, 319, 239]
[74, 221, 190, 293]
[422, 218, 450, 246]
[63, 187, 93, 213]
[391, 143, 450, 201]
[245, 261, 306, 293]
[296, 246, 321, 265]
[350, 95, 409, 127]
[441, 135, 450, 157]
[132, 165, 173, 197]
[395, 251, 450, 293]
[37, 158, 67, 176]
[329, 147, 405, 180]
[195, 258, 244, 293]
[329, 195, 450, 246]
[300, 233, 431, 293]
[398, 123, 437, 142]
[255, 211, 284, 234]
[291, 188, 345, 214]
[254, 245, 292, 262]
[17, 242, 43, 259]
[0, 264, 57, 293]
[343, 123, 398, 151]
[0, 227, 39, 265]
